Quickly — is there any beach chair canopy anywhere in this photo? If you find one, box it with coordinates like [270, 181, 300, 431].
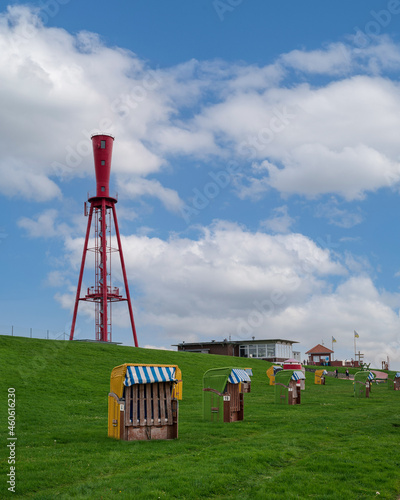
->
[124, 365, 177, 386]
[354, 371, 374, 383]
[291, 370, 306, 381]
[110, 363, 182, 400]
[353, 371, 374, 398]
[203, 367, 251, 394]
[274, 369, 304, 404]
[275, 369, 305, 386]
[228, 368, 251, 384]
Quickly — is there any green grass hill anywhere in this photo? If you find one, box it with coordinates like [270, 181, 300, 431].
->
[1, 335, 400, 499]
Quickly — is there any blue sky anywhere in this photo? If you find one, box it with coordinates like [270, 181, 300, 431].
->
[2, 0, 400, 368]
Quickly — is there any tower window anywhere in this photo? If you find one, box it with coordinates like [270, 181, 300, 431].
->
[101, 186, 105, 192]
[101, 160, 105, 165]
[100, 140, 106, 149]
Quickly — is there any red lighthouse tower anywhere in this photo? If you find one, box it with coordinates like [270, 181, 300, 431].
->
[69, 134, 139, 346]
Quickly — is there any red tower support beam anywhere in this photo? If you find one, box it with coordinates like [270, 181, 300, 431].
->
[112, 204, 139, 347]
[69, 204, 94, 341]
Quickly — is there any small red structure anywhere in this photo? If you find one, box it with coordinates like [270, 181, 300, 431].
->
[69, 134, 138, 345]
[305, 344, 334, 365]
[283, 358, 302, 371]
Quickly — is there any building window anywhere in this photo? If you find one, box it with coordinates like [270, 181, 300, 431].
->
[274, 343, 292, 359]
[258, 344, 266, 357]
[101, 186, 105, 192]
[101, 160, 105, 165]
[238, 343, 296, 359]
[239, 344, 273, 359]
[239, 345, 248, 357]
[248, 345, 257, 358]
[101, 140, 106, 149]
[267, 344, 275, 358]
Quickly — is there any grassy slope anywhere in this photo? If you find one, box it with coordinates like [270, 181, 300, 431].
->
[1, 335, 400, 500]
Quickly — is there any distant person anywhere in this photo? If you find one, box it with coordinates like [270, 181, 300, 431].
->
[345, 369, 349, 379]
[335, 369, 338, 378]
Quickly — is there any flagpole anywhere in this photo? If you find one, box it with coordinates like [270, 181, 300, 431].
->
[354, 331, 356, 360]
[331, 336, 337, 361]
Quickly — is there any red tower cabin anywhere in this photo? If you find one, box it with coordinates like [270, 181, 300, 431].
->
[69, 134, 138, 345]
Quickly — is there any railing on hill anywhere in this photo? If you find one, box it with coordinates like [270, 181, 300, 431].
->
[0, 324, 68, 341]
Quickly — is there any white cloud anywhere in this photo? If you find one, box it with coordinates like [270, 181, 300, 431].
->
[353, 35, 400, 73]
[315, 198, 363, 228]
[212, 75, 400, 200]
[233, 175, 271, 200]
[0, 5, 168, 199]
[280, 42, 353, 75]
[266, 143, 398, 200]
[261, 206, 295, 234]
[18, 208, 76, 239]
[45, 270, 68, 287]
[265, 276, 400, 368]
[54, 219, 400, 368]
[194, 74, 400, 200]
[154, 127, 217, 156]
[4, 7, 400, 205]
[0, 162, 61, 202]
[118, 177, 184, 213]
[18, 209, 60, 237]
[280, 37, 400, 76]
[343, 253, 373, 275]
[64, 220, 345, 335]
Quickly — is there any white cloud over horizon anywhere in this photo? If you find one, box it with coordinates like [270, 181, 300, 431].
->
[35, 218, 400, 368]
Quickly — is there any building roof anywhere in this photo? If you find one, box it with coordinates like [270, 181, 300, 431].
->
[238, 339, 298, 345]
[305, 344, 334, 354]
[173, 341, 229, 346]
[172, 338, 298, 347]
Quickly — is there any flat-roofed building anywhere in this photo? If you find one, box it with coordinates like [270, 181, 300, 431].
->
[173, 338, 300, 363]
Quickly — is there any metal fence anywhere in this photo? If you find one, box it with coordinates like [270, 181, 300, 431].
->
[0, 324, 68, 341]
